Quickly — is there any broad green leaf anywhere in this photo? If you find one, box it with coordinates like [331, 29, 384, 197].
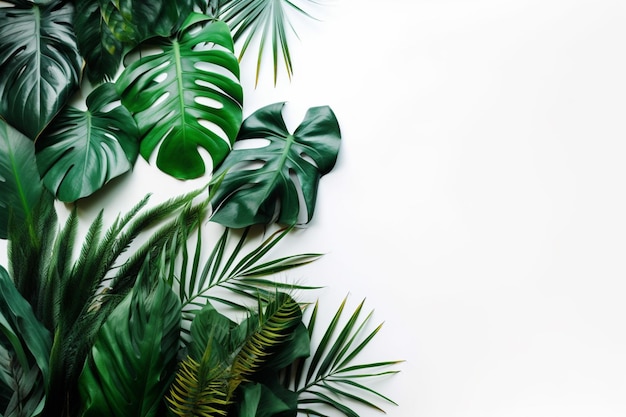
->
[78, 275, 181, 417]
[188, 301, 237, 365]
[0, 266, 51, 417]
[0, 266, 52, 384]
[0, 0, 82, 139]
[210, 102, 341, 228]
[0, 120, 46, 240]
[73, 0, 125, 83]
[117, 16, 243, 179]
[237, 382, 294, 417]
[36, 82, 139, 202]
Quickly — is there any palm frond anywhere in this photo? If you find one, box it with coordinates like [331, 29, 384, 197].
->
[218, 0, 318, 85]
[175, 225, 321, 317]
[287, 297, 402, 417]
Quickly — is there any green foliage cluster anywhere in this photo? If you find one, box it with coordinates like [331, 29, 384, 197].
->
[0, 1, 402, 416]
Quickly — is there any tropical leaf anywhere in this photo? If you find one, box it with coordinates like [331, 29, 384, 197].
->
[73, 0, 125, 83]
[78, 269, 182, 417]
[36, 82, 140, 202]
[210, 102, 341, 228]
[288, 297, 402, 417]
[0, 0, 82, 139]
[117, 15, 243, 179]
[217, 0, 318, 85]
[172, 225, 321, 316]
[0, 266, 52, 417]
[166, 301, 241, 417]
[99, 0, 195, 45]
[0, 120, 47, 240]
[229, 292, 303, 395]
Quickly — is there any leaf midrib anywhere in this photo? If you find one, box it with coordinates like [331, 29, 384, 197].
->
[173, 39, 186, 140]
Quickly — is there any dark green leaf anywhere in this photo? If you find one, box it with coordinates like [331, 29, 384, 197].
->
[0, 0, 82, 139]
[36, 82, 139, 202]
[78, 273, 181, 417]
[99, 0, 195, 45]
[210, 102, 341, 228]
[117, 16, 243, 179]
[0, 119, 46, 240]
[73, 0, 125, 83]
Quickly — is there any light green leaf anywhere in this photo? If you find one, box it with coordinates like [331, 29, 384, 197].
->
[36, 82, 139, 202]
[210, 102, 341, 228]
[0, 0, 82, 139]
[117, 16, 243, 179]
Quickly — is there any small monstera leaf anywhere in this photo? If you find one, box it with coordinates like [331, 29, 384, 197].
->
[210, 102, 341, 228]
[36, 82, 139, 202]
[0, 120, 46, 240]
[117, 15, 243, 180]
[0, 0, 82, 140]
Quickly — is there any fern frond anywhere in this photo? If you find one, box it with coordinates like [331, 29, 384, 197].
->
[167, 351, 230, 417]
[229, 293, 302, 395]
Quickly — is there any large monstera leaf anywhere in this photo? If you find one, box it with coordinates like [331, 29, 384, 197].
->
[0, 120, 47, 240]
[36, 83, 139, 202]
[0, 0, 82, 140]
[210, 102, 341, 228]
[117, 15, 243, 180]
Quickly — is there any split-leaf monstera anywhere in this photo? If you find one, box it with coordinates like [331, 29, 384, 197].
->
[36, 83, 139, 202]
[117, 15, 243, 180]
[210, 102, 341, 228]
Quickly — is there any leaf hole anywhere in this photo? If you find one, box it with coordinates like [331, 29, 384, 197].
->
[197, 119, 229, 143]
[100, 100, 122, 113]
[154, 72, 168, 83]
[233, 138, 270, 150]
[299, 152, 318, 169]
[194, 96, 223, 110]
[289, 169, 309, 224]
[229, 159, 265, 172]
[152, 92, 170, 108]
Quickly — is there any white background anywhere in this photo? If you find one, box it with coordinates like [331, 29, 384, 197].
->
[3, 1, 626, 416]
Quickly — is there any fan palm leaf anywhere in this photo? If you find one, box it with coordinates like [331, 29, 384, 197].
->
[217, 0, 318, 85]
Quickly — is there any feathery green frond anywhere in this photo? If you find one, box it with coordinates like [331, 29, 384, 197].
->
[166, 348, 230, 417]
[229, 292, 303, 395]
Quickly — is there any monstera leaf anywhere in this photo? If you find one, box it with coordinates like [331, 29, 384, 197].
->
[36, 83, 139, 202]
[210, 102, 341, 228]
[116, 15, 243, 179]
[0, 120, 47, 240]
[0, 0, 82, 140]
